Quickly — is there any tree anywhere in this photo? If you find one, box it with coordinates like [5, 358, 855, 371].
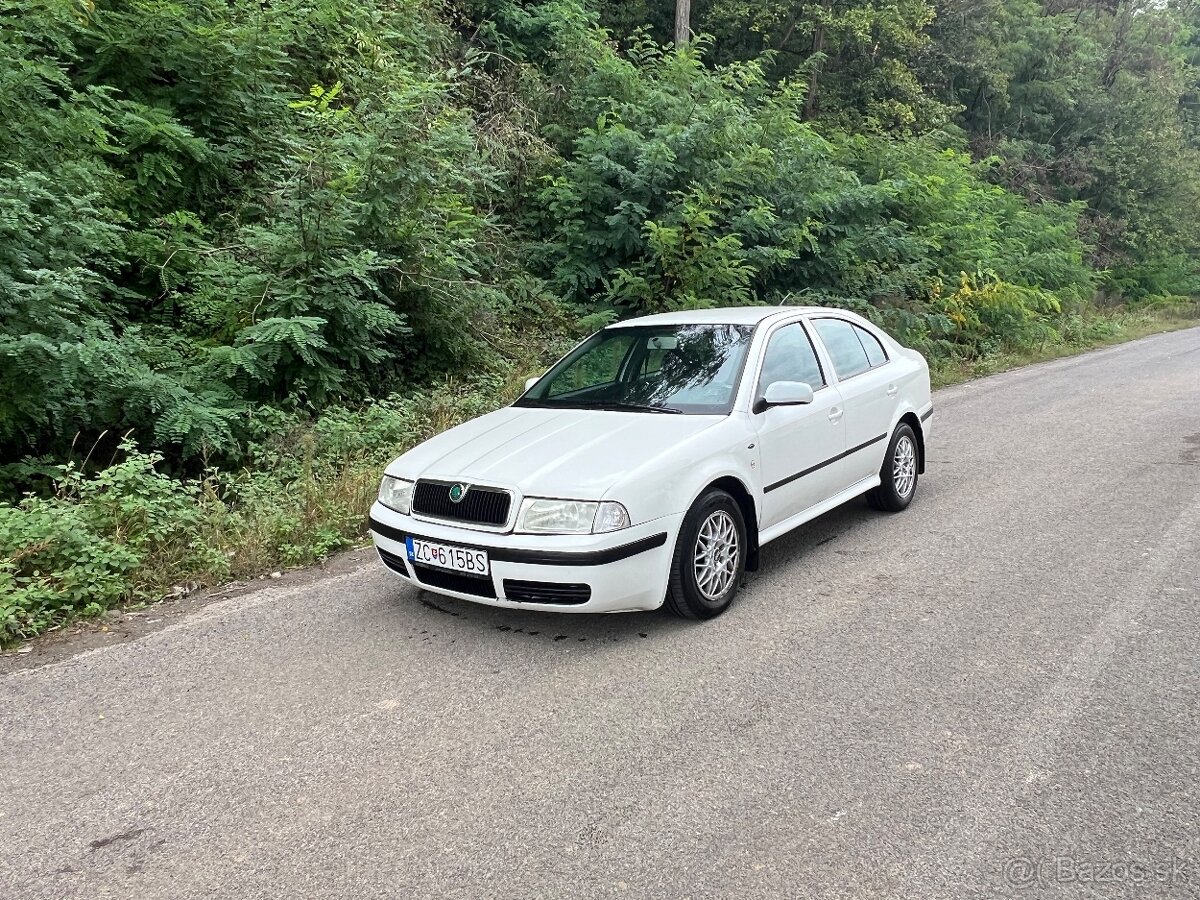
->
[675, 0, 692, 45]
[698, 0, 953, 131]
[920, 0, 1200, 296]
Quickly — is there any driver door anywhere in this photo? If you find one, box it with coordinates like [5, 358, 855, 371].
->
[753, 322, 846, 531]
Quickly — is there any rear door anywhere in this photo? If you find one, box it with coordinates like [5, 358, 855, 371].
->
[810, 317, 898, 483]
[752, 321, 846, 530]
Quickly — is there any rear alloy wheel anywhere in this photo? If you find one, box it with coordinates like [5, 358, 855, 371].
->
[867, 423, 919, 512]
[665, 490, 747, 620]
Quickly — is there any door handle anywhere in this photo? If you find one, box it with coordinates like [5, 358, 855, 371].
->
[828, 407, 843, 423]
[886, 384, 898, 397]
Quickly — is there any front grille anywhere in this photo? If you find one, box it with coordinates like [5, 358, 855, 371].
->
[377, 547, 410, 578]
[503, 580, 591, 605]
[412, 564, 496, 598]
[412, 480, 512, 527]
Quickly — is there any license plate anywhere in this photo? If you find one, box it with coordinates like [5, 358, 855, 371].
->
[405, 537, 490, 576]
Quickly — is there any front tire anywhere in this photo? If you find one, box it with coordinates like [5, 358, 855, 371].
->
[665, 490, 747, 620]
[867, 423, 919, 512]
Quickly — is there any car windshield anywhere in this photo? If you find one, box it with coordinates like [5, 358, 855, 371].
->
[517, 323, 755, 415]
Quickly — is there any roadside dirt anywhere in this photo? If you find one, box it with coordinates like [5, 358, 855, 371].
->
[0, 545, 377, 675]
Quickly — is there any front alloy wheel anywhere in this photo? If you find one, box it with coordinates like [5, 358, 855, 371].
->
[694, 509, 739, 602]
[867, 423, 919, 512]
[666, 490, 747, 620]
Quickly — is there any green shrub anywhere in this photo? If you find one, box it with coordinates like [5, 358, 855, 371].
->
[0, 443, 215, 641]
[0, 0, 540, 466]
[0, 365, 542, 644]
[0, 499, 137, 640]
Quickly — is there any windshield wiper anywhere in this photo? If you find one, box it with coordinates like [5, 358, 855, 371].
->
[583, 402, 683, 414]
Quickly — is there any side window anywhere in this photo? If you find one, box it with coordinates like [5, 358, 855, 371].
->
[855, 325, 889, 367]
[758, 323, 825, 392]
[546, 334, 635, 397]
[813, 319, 871, 380]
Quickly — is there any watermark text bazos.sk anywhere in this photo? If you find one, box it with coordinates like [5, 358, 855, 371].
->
[1003, 854, 1190, 888]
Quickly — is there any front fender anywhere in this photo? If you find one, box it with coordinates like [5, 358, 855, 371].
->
[603, 417, 760, 527]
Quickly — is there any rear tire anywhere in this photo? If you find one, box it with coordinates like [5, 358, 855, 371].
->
[867, 423, 919, 512]
[664, 490, 747, 620]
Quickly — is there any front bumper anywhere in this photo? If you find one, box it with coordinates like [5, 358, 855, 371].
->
[368, 502, 681, 613]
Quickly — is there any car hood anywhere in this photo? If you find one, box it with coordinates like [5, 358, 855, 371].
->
[389, 405, 725, 499]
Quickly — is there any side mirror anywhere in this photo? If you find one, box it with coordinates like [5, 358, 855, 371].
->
[761, 380, 815, 407]
[524, 376, 540, 392]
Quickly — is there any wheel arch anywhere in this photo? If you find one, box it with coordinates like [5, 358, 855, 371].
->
[697, 475, 761, 572]
[897, 411, 926, 474]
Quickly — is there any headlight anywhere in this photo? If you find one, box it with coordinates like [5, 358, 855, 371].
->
[515, 498, 631, 534]
[378, 476, 414, 514]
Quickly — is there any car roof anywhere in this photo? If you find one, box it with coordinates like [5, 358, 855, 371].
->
[606, 306, 829, 328]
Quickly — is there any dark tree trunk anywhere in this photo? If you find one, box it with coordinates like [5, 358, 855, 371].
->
[804, 6, 829, 120]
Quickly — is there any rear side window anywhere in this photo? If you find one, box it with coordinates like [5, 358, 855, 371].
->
[855, 325, 889, 367]
[813, 319, 870, 380]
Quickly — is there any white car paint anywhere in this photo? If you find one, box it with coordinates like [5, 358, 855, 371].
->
[395, 405, 727, 517]
[369, 306, 932, 613]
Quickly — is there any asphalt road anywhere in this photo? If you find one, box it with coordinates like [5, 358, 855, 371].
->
[4, 328, 1200, 900]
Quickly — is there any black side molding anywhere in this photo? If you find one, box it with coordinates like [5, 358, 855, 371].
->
[764, 433, 888, 494]
[493, 534, 668, 566]
[367, 515, 668, 567]
[368, 515, 410, 546]
[920, 407, 933, 422]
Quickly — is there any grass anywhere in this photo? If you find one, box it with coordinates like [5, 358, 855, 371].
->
[928, 302, 1200, 388]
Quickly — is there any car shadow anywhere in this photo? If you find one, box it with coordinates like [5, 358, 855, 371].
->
[375, 497, 883, 650]
[377, 581, 689, 650]
[748, 497, 874, 581]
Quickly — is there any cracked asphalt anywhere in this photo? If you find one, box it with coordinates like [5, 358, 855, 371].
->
[3, 327, 1199, 899]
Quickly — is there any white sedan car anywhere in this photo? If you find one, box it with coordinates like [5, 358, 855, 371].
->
[369, 306, 931, 619]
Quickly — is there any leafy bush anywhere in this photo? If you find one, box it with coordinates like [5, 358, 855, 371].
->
[518, 18, 1095, 360]
[0, 499, 135, 640]
[0, 364, 544, 643]
[0, 0, 534, 464]
[0, 444, 210, 640]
